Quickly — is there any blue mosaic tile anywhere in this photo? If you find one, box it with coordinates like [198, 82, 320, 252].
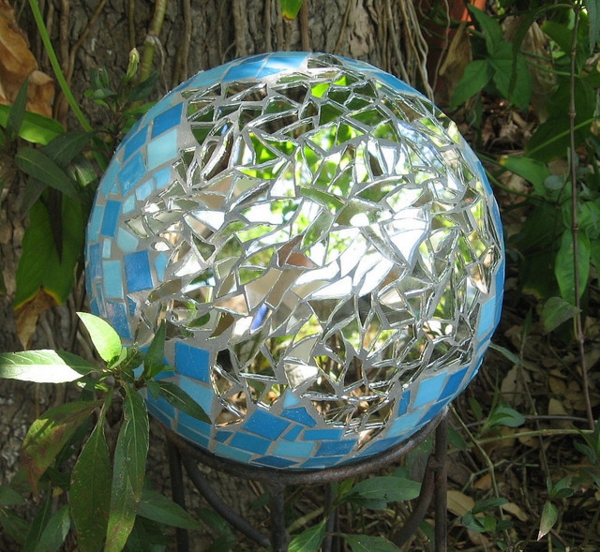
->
[178, 410, 212, 436]
[178, 376, 214, 415]
[477, 298, 496, 339]
[215, 430, 233, 443]
[102, 260, 124, 299]
[315, 439, 356, 457]
[283, 424, 303, 441]
[151, 102, 184, 138]
[398, 391, 410, 416]
[99, 160, 121, 197]
[154, 253, 169, 281]
[100, 200, 121, 237]
[105, 300, 131, 340]
[413, 372, 447, 408]
[303, 428, 344, 441]
[102, 239, 111, 259]
[135, 177, 154, 201]
[146, 400, 175, 430]
[253, 455, 299, 468]
[281, 406, 318, 427]
[124, 250, 154, 292]
[147, 129, 179, 171]
[154, 166, 172, 190]
[177, 423, 210, 450]
[418, 400, 446, 426]
[273, 438, 315, 459]
[301, 456, 345, 469]
[439, 367, 469, 401]
[116, 227, 139, 253]
[243, 409, 290, 440]
[124, 127, 148, 161]
[88, 205, 104, 242]
[88, 243, 102, 281]
[119, 152, 146, 196]
[388, 410, 423, 437]
[174, 342, 210, 382]
[127, 296, 137, 317]
[230, 432, 271, 455]
[122, 194, 136, 214]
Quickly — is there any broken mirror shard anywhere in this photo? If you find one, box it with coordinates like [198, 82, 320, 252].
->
[85, 52, 505, 469]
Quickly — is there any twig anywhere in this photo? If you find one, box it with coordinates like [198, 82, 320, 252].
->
[172, 0, 192, 87]
[264, 0, 272, 52]
[127, 0, 136, 51]
[333, 0, 355, 54]
[232, 0, 248, 58]
[385, 0, 410, 83]
[139, 0, 168, 83]
[568, 5, 595, 431]
[300, 0, 310, 51]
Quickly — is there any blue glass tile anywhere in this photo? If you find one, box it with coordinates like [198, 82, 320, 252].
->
[100, 160, 121, 197]
[215, 430, 233, 443]
[124, 127, 148, 161]
[93, 282, 105, 317]
[263, 52, 309, 71]
[105, 300, 131, 340]
[224, 61, 269, 82]
[89, 298, 99, 316]
[88, 205, 104, 242]
[303, 428, 344, 441]
[102, 239, 111, 258]
[273, 438, 315, 459]
[147, 393, 176, 419]
[439, 367, 468, 401]
[230, 432, 270, 454]
[154, 166, 172, 190]
[177, 423, 210, 449]
[151, 102, 184, 138]
[175, 341, 210, 382]
[178, 410, 212, 436]
[147, 129, 179, 171]
[477, 298, 496, 339]
[119, 152, 146, 196]
[243, 409, 290, 440]
[413, 372, 447, 408]
[253, 455, 298, 468]
[398, 390, 410, 416]
[147, 401, 175, 429]
[88, 243, 102, 281]
[281, 406, 317, 427]
[189, 64, 231, 89]
[100, 200, 121, 237]
[116, 227, 139, 253]
[283, 424, 302, 441]
[388, 410, 422, 437]
[127, 296, 137, 317]
[363, 435, 403, 456]
[144, 97, 176, 125]
[301, 456, 344, 469]
[373, 71, 420, 96]
[122, 195, 136, 214]
[214, 442, 253, 464]
[154, 253, 168, 281]
[178, 376, 214, 415]
[418, 400, 446, 426]
[102, 260, 124, 298]
[315, 439, 356, 457]
[124, 250, 154, 292]
[282, 391, 300, 408]
[135, 177, 154, 201]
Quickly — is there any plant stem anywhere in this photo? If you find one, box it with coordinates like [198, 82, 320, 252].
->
[139, 0, 168, 83]
[28, 0, 92, 132]
[568, 5, 595, 431]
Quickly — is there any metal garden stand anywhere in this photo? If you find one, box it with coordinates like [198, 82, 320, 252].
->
[165, 409, 448, 552]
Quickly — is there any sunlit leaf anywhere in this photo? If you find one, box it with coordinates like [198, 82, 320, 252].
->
[158, 381, 210, 423]
[537, 501, 558, 541]
[0, 350, 96, 382]
[288, 521, 326, 552]
[21, 401, 101, 494]
[77, 312, 122, 363]
[105, 387, 149, 552]
[279, 0, 303, 20]
[0, 105, 63, 145]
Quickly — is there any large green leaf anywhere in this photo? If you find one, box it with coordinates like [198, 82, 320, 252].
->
[0, 105, 64, 145]
[288, 521, 326, 552]
[279, 0, 303, 20]
[21, 401, 101, 494]
[41, 130, 92, 169]
[137, 488, 202, 530]
[15, 147, 80, 200]
[343, 476, 421, 509]
[158, 381, 210, 423]
[342, 534, 401, 552]
[77, 312, 123, 363]
[450, 60, 493, 108]
[555, 229, 591, 305]
[105, 387, 149, 552]
[32, 504, 70, 552]
[142, 321, 167, 379]
[15, 195, 85, 309]
[0, 350, 96, 382]
[490, 45, 532, 112]
[468, 5, 503, 53]
[6, 80, 29, 142]
[70, 407, 112, 552]
[540, 296, 580, 333]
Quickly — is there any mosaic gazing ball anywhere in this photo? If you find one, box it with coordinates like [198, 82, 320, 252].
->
[85, 52, 504, 469]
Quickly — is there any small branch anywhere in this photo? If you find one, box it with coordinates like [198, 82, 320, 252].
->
[232, 0, 248, 58]
[568, 6, 595, 431]
[172, 0, 192, 87]
[139, 0, 168, 83]
[264, 0, 272, 52]
[300, 0, 310, 51]
[333, 0, 355, 54]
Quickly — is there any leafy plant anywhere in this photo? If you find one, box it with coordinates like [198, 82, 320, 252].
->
[0, 313, 208, 551]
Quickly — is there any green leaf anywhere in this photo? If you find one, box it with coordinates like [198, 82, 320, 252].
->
[450, 60, 493, 108]
[279, 0, 303, 20]
[77, 312, 123, 363]
[555, 229, 591, 305]
[0, 509, 30, 545]
[342, 534, 401, 552]
[128, 72, 160, 103]
[537, 501, 558, 541]
[0, 485, 25, 507]
[490, 45, 532, 111]
[0, 105, 64, 145]
[33, 504, 70, 552]
[484, 404, 525, 429]
[586, 0, 600, 52]
[71, 403, 112, 552]
[15, 147, 80, 200]
[0, 350, 96, 382]
[7, 80, 29, 141]
[540, 297, 580, 333]
[21, 400, 101, 494]
[158, 381, 210, 423]
[15, 197, 85, 309]
[142, 322, 167, 379]
[288, 520, 326, 552]
[344, 476, 421, 509]
[468, 5, 503, 53]
[541, 20, 572, 56]
[499, 155, 551, 195]
[42, 130, 92, 168]
[137, 488, 202, 530]
[23, 495, 53, 552]
[105, 387, 149, 552]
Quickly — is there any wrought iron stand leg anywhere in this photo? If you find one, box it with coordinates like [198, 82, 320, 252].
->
[167, 442, 190, 552]
[268, 481, 288, 552]
[434, 413, 448, 552]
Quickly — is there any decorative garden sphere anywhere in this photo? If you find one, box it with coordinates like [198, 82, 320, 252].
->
[85, 52, 504, 469]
